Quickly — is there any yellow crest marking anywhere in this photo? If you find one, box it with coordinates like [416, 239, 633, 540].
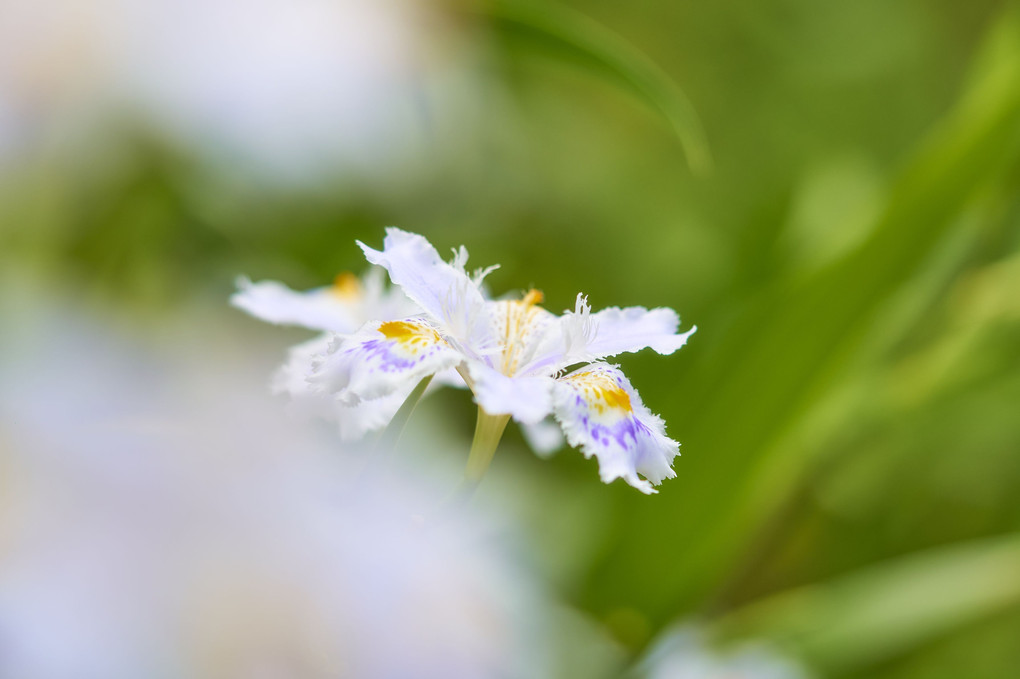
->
[564, 371, 633, 415]
[378, 320, 441, 349]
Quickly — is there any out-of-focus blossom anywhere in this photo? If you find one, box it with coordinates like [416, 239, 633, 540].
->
[637, 626, 811, 679]
[0, 0, 122, 160]
[0, 0, 465, 181]
[304, 229, 695, 493]
[232, 267, 468, 441]
[232, 267, 418, 440]
[123, 0, 448, 180]
[232, 269, 417, 334]
[0, 312, 547, 679]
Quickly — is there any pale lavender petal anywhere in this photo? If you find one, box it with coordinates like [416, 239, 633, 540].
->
[585, 306, 696, 360]
[552, 363, 679, 494]
[271, 335, 409, 441]
[520, 419, 565, 458]
[311, 319, 461, 403]
[358, 228, 491, 351]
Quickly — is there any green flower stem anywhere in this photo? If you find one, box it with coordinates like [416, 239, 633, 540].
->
[464, 407, 511, 484]
[375, 374, 434, 454]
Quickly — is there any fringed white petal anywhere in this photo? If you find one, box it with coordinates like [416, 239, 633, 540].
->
[466, 362, 556, 425]
[270, 335, 408, 441]
[586, 305, 696, 360]
[310, 319, 461, 403]
[529, 298, 696, 375]
[331, 392, 410, 441]
[359, 228, 492, 352]
[272, 335, 336, 420]
[552, 363, 679, 494]
[518, 293, 595, 375]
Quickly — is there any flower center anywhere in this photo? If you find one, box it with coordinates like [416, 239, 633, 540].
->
[496, 289, 548, 376]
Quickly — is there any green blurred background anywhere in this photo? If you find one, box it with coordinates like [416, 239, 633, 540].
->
[3, 0, 1020, 676]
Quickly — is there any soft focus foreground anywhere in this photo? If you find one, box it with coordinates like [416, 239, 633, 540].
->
[0, 308, 558, 678]
[2, 0, 1020, 678]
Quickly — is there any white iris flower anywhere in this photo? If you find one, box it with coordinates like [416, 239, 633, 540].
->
[232, 265, 563, 453]
[307, 228, 696, 494]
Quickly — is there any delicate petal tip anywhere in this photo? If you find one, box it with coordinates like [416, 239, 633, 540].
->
[357, 229, 491, 348]
[564, 293, 597, 352]
[310, 319, 460, 403]
[552, 364, 680, 494]
[449, 245, 501, 288]
[655, 322, 696, 355]
[471, 264, 501, 288]
[449, 245, 470, 271]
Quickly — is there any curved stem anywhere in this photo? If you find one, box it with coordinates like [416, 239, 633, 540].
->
[464, 407, 510, 485]
[375, 374, 434, 454]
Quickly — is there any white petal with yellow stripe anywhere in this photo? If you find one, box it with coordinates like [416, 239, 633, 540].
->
[310, 319, 461, 403]
[552, 363, 679, 494]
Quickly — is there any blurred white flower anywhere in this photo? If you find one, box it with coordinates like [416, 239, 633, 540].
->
[232, 269, 418, 334]
[637, 626, 810, 679]
[0, 311, 548, 679]
[0, 0, 123, 160]
[123, 0, 447, 180]
[307, 228, 695, 493]
[232, 267, 468, 441]
[0, 0, 466, 180]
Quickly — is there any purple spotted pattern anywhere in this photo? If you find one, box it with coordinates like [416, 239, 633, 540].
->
[574, 393, 654, 452]
[345, 337, 446, 374]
